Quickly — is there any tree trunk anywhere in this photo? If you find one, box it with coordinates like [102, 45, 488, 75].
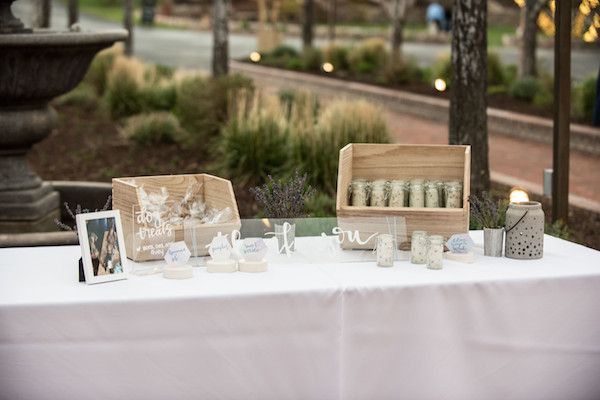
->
[123, 0, 134, 56]
[67, 0, 79, 27]
[449, 0, 490, 194]
[302, 0, 314, 49]
[212, 0, 229, 76]
[519, 0, 544, 78]
[390, 14, 404, 63]
[41, 0, 51, 28]
[388, 0, 410, 66]
[594, 65, 600, 127]
[327, 0, 336, 42]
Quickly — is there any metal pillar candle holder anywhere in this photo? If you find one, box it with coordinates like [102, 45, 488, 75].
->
[483, 227, 504, 257]
[504, 201, 544, 260]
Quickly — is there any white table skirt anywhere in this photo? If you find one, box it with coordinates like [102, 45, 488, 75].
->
[2, 232, 600, 400]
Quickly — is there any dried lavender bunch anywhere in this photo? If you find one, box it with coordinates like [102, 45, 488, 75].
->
[250, 171, 315, 219]
[469, 192, 508, 229]
[54, 195, 112, 232]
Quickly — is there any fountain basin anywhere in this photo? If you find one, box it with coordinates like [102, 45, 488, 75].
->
[0, 28, 127, 233]
[0, 30, 127, 104]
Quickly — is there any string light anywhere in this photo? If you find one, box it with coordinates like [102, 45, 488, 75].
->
[514, 0, 599, 42]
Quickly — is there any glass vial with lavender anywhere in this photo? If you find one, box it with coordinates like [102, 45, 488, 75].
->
[410, 230, 428, 264]
[350, 179, 368, 206]
[445, 181, 463, 208]
[370, 180, 387, 207]
[426, 235, 444, 270]
[389, 180, 407, 207]
[425, 181, 440, 208]
[409, 179, 425, 207]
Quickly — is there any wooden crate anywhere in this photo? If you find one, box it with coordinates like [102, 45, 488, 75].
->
[113, 174, 241, 261]
[336, 144, 470, 249]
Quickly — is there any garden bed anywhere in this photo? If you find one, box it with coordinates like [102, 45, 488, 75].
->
[242, 40, 597, 127]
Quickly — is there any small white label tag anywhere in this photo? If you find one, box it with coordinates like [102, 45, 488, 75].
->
[164, 241, 191, 265]
[241, 238, 268, 262]
[208, 233, 233, 262]
[446, 234, 475, 254]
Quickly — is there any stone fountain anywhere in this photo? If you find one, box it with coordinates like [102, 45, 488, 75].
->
[0, 0, 126, 233]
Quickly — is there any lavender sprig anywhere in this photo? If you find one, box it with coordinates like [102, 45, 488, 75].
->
[468, 192, 507, 229]
[54, 195, 113, 233]
[250, 171, 315, 219]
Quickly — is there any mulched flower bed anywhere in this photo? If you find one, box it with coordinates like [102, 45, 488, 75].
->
[28, 104, 259, 218]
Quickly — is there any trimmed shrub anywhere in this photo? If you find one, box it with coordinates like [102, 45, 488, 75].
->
[322, 44, 350, 71]
[270, 45, 299, 59]
[105, 56, 145, 119]
[121, 112, 185, 145]
[175, 73, 254, 142]
[347, 38, 389, 75]
[56, 83, 99, 110]
[430, 54, 452, 85]
[509, 77, 541, 101]
[216, 96, 289, 185]
[84, 44, 123, 96]
[140, 82, 177, 112]
[580, 75, 597, 121]
[301, 47, 323, 71]
[430, 53, 508, 88]
[383, 59, 424, 85]
[487, 52, 506, 87]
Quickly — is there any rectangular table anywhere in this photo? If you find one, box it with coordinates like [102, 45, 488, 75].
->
[2, 232, 600, 400]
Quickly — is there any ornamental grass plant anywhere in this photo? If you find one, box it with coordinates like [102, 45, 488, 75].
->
[105, 55, 146, 118]
[216, 93, 290, 186]
[293, 98, 390, 194]
[121, 112, 185, 145]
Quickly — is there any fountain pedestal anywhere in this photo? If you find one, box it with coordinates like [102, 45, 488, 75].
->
[0, 0, 126, 233]
[0, 105, 60, 232]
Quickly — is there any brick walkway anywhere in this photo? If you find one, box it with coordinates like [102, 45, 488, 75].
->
[257, 80, 600, 212]
[385, 112, 600, 211]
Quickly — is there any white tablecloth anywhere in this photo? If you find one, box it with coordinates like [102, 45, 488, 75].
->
[2, 232, 600, 400]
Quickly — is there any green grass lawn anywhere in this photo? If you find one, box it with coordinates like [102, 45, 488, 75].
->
[65, 0, 132, 23]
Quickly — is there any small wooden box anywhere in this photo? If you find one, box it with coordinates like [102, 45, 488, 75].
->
[336, 144, 470, 249]
[112, 174, 241, 261]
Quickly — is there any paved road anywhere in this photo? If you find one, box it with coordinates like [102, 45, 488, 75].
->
[13, 0, 599, 79]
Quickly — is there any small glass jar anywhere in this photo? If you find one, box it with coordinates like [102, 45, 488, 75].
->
[435, 180, 445, 207]
[425, 181, 440, 208]
[427, 235, 444, 270]
[410, 230, 428, 264]
[370, 180, 387, 207]
[445, 181, 463, 208]
[350, 179, 368, 206]
[389, 180, 407, 207]
[409, 179, 425, 207]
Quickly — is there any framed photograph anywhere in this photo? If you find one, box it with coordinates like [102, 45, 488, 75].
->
[76, 210, 128, 284]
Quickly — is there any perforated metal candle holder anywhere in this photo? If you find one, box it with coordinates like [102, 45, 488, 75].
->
[504, 201, 544, 260]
